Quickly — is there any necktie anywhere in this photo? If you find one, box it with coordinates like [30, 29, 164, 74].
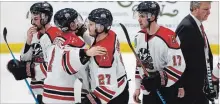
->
[200, 24, 207, 47]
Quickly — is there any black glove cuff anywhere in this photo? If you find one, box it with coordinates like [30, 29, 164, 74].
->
[24, 43, 31, 54]
[79, 49, 90, 64]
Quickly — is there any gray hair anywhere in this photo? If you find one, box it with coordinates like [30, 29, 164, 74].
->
[190, 1, 211, 12]
[190, 1, 201, 12]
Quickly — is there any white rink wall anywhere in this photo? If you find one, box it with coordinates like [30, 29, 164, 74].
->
[0, 1, 219, 44]
[0, 53, 219, 103]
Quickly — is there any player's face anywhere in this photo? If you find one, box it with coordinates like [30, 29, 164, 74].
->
[31, 14, 43, 30]
[72, 15, 84, 32]
[88, 20, 96, 37]
[69, 22, 78, 31]
[196, 2, 211, 22]
[138, 13, 148, 29]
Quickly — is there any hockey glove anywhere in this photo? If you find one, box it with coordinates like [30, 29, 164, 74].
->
[142, 70, 168, 91]
[80, 92, 101, 104]
[7, 59, 35, 80]
[203, 80, 219, 101]
[76, 24, 87, 37]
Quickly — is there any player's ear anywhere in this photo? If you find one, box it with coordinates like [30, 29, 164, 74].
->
[150, 15, 156, 21]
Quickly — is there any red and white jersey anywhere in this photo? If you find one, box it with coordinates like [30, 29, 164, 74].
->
[42, 32, 89, 103]
[88, 30, 128, 103]
[20, 26, 61, 94]
[134, 26, 186, 95]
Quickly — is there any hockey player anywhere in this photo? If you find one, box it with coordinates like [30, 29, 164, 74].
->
[7, 2, 61, 104]
[79, 8, 129, 104]
[41, 8, 105, 103]
[132, 1, 186, 104]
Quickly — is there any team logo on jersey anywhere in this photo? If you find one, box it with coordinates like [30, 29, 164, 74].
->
[169, 35, 177, 44]
[31, 43, 44, 63]
[100, 52, 109, 62]
[138, 48, 154, 70]
[53, 37, 65, 48]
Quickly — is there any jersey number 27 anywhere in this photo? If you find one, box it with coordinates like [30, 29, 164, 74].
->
[98, 74, 111, 85]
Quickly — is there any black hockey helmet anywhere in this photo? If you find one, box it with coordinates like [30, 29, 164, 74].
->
[30, 1, 53, 25]
[54, 8, 82, 32]
[88, 8, 113, 32]
[136, 1, 160, 20]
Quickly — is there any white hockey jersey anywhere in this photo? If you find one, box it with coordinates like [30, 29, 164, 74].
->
[134, 26, 186, 95]
[42, 32, 89, 103]
[88, 30, 128, 103]
[20, 26, 61, 94]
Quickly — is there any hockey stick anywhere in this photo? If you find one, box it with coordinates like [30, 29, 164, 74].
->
[119, 23, 149, 76]
[119, 23, 166, 104]
[3, 27, 39, 104]
[206, 61, 216, 104]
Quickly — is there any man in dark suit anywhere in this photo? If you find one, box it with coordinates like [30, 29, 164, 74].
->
[175, 1, 219, 104]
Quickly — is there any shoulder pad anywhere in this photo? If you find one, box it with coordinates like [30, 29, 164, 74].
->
[38, 26, 62, 42]
[155, 26, 180, 49]
[46, 26, 62, 42]
[62, 32, 85, 48]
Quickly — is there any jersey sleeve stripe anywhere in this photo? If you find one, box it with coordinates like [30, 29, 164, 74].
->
[164, 67, 181, 80]
[99, 86, 116, 95]
[31, 80, 44, 85]
[62, 56, 68, 73]
[43, 92, 75, 101]
[167, 66, 183, 76]
[48, 48, 55, 72]
[95, 87, 113, 98]
[43, 84, 75, 101]
[66, 51, 77, 74]
[30, 80, 44, 89]
[40, 63, 47, 77]
[166, 72, 178, 82]
[62, 52, 77, 75]
[93, 90, 111, 103]
[135, 75, 142, 79]
[44, 84, 74, 91]
[135, 70, 140, 74]
[62, 53, 72, 75]
[31, 85, 44, 89]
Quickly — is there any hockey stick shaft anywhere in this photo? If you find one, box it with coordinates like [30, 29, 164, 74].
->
[207, 64, 216, 104]
[119, 23, 166, 104]
[119, 23, 149, 77]
[177, 26, 215, 104]
[3, 27, 39, 104]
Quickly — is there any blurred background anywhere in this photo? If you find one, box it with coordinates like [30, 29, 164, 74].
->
[0, 1, 219, 54]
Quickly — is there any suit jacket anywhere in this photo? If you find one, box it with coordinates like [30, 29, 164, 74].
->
[175, 14, 213, 94]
